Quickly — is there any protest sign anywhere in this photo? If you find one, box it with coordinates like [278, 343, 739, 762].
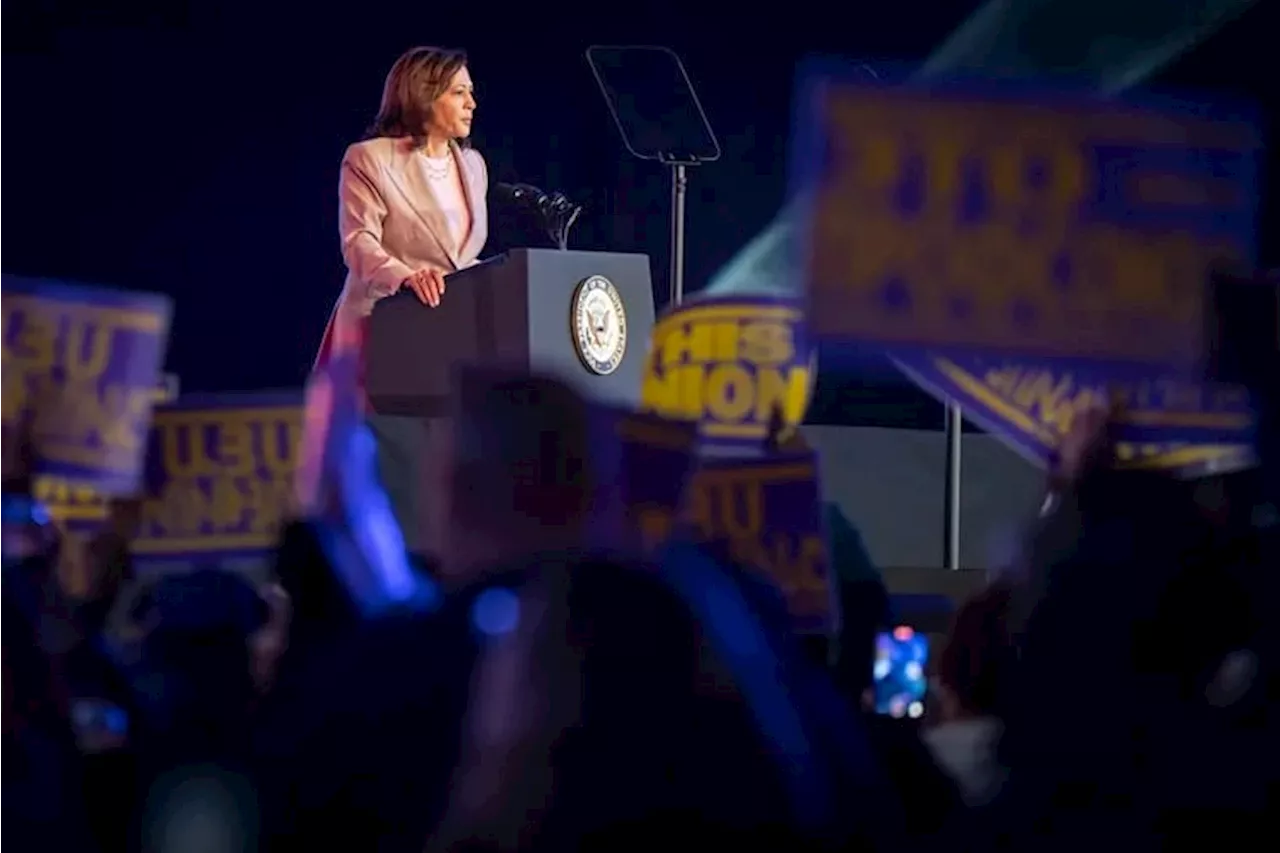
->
[894, 352, 1256, 476]
[36, 375, 181, 530]
[2, 275, 173, 494]
[615, 407, 698, 551]
[639, 295, 816, 450]
[636, 452, 836, 634]
[612, 407, 699, 514]
[792, 66, 1260, 373]
[132, 392, 304, 566]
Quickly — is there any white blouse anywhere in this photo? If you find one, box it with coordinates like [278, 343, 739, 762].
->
[417, 152, 471, 250]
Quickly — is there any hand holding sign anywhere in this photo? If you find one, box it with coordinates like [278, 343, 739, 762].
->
[1052, 403, 1115, 488]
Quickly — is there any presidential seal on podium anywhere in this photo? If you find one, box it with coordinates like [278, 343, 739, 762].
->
[571, 275, 628, 375]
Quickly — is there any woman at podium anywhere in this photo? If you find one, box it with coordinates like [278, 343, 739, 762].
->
[316, 45, 489, 370]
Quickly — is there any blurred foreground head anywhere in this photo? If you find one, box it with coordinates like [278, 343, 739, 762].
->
[130, 568, 269, 756]
[431, 558, 804, 852]
[440, 368, 597, 580]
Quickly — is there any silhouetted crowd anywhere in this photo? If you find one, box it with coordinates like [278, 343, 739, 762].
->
[4, 369, 1277, 853]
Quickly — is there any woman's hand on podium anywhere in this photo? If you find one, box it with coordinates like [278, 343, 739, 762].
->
[404, 268, 447, 308]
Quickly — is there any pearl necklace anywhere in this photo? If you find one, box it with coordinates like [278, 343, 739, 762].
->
[422, 152, 453, 181]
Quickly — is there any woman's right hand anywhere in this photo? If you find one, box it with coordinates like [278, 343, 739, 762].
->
[403, 268, 447, 308]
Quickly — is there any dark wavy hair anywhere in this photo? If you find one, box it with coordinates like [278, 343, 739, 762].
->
[366, 45, 470, 146]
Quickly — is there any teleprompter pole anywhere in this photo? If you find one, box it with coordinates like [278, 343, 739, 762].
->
[943, 402, 963, 570]
[669, 162, 689, 306]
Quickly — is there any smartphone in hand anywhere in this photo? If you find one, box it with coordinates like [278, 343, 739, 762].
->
[872, 625, 929, 719]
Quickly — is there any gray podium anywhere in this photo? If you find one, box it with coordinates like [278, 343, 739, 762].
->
[364, 248, 656, 555]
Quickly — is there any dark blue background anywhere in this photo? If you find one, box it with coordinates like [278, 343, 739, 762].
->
[5, 0, 1276, 426]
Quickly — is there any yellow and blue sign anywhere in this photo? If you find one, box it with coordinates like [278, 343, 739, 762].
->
[640, 295, 816, 449]
[791, 65, 1260, 373]
[789, 63, 1263, 473]
[894, 353, 1254, 475]
[35, 376, 180, 529]
[632, 448, 839, 635]
[608, 405, 700, 520]
[132, 392, 304, 562]
[2, 275, 173, 494]
[632, 451, 836, 635]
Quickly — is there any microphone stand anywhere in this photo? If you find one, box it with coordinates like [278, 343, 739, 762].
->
[541, 193, 582, 251]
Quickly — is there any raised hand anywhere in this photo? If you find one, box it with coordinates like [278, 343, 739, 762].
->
[294, 353, 436, 618]
[1056, 404, 1113, 486]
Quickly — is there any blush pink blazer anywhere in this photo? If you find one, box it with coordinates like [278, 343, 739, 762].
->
[316, 136, 489, 366]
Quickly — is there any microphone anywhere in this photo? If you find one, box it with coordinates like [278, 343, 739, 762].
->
[494, 181, 582, 251]
[495, 182, 551, 209]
